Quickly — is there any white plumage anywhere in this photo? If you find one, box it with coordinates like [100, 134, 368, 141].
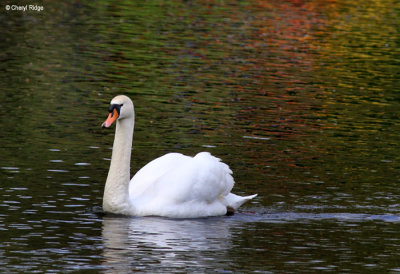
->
[101, 95, 257, 218]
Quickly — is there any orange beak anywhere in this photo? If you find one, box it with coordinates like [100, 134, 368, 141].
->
[102, 109, 119, 128]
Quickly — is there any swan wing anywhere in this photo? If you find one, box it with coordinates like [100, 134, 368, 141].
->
[129, 152, 190, 199]
[129, 152, 235, 217]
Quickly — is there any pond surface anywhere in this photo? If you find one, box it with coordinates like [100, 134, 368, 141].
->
[1, 0, 400, 272]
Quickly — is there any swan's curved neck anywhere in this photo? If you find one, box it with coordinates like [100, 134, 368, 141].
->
[103, 117, 135, 215]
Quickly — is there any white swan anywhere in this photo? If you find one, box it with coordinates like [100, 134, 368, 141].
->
[101, 95, 257, 218]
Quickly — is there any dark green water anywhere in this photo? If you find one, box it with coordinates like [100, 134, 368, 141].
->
[1, 0, 400, 272]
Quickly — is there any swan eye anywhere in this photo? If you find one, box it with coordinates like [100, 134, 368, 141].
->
[108, 104, 123, 117]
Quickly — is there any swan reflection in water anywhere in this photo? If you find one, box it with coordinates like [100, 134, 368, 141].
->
[101, 216, 234, 271]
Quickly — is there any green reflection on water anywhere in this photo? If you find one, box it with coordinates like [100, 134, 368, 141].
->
[1, 0, 400, 272]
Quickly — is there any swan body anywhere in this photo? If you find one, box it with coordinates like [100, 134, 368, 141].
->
[101, 95, 257, 218]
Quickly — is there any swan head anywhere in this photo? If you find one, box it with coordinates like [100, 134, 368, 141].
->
[102, 95, 135, 128]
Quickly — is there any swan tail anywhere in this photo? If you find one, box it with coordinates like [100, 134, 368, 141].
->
[225, 193, 258, 211]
